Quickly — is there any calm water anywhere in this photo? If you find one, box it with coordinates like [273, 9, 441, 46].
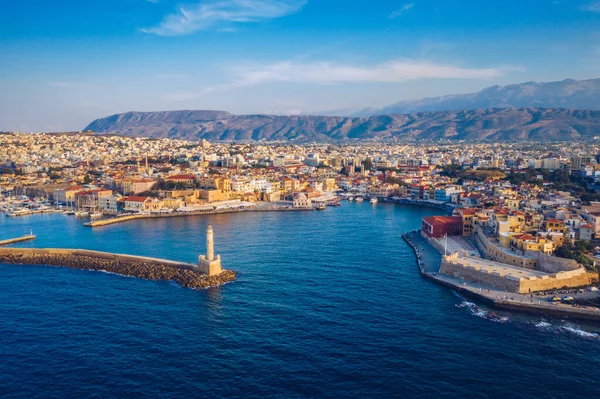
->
[1, 203, 600, 398]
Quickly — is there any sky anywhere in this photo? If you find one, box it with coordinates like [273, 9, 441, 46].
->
[1, 0, 599, 132]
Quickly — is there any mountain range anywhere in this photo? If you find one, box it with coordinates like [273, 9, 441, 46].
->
[333, 78, 600, 117]
[84, 78, 600, 142]
[85, 108, 600, 142]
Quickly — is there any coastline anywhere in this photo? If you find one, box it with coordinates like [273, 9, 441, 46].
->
[402, 232, 600, 322]
[0, 247, 236, 289]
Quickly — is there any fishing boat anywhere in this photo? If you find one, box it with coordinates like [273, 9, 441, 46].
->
[348, 196, 354, 201]
[90, 211, 103, 219]
[355, 197, 364, 202]
[327, 201, 341, 207]
[316, 205, 326, 210]
[370, 198, 378, 204]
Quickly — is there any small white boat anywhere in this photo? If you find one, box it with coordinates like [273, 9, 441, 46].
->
[348, 196, 354, 201]
[356, 197, 364, 202]
[90, 211, 103, 219]
[75, 210, 89, 217]
[370, 197, 378, 204]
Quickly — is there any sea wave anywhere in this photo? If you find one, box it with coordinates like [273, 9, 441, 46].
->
[453, 291, 509, 323]
[535, 321, 599, 339]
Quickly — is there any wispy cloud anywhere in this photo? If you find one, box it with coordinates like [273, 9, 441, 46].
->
[163, 59, 512, 101]
[142, 0, 306, 36]
[229, 59, 505, 86]
[389, 2, 414, 18]
[581, 2, 600, 12]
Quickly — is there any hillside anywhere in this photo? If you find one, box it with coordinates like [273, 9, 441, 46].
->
[84, 108, 600, 142]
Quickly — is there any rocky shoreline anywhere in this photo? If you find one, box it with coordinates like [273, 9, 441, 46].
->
[0, 252, 236, 289]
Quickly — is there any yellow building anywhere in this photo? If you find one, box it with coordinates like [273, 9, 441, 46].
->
[545, 219, 566, 233]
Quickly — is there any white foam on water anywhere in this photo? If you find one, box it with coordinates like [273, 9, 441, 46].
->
[535, 321, 552, 329]
[453, 291, 509, 323]
[561, 325, 599, 339]
[534, 321, 599, 339]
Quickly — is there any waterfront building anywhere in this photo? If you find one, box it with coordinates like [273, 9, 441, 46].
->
[123, 195, 151, 212]
[422, 216, 464, 239]
[293, 193, 312, 208]
[53, 185, 85, 206]
[74, 189, 112, 210]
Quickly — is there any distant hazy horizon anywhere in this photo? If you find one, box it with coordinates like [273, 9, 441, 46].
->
[1, 0, 599, 132]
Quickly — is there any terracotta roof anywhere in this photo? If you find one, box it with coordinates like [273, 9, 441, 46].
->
[422, 216, 463, 225]
[125, 195, 149, 202]
[459, 208, 476, 215]
[519, 234, 536, 241]
[166, 174, 197, 180]
[61, 185, 85, 191]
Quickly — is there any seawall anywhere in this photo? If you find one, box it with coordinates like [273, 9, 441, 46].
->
[0, 247, 236, 289]
[402, 232, 600, 322]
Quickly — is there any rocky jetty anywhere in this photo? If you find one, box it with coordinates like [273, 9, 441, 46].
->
[0, 252, 236, 289]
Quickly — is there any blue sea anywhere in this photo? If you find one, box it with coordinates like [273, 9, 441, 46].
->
[1, 203, 600, 398]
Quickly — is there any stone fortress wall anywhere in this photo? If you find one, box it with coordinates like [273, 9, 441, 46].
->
[440, 252, 591, 294]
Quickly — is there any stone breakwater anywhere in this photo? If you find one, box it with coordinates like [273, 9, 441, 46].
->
[0, 248, 236, 289]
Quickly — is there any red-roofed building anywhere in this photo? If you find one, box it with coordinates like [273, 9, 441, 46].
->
[422, 216, 464, 238]
[123, 195, 151, 212]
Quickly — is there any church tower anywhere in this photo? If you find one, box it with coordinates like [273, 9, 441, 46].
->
[198, 224, 222, 276]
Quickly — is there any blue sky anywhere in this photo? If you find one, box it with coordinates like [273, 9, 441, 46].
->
[1, 0, 599, 131]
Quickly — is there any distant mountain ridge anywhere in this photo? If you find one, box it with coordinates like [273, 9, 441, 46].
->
[85, 108, 600, 142]
[346, 78, 600, 117]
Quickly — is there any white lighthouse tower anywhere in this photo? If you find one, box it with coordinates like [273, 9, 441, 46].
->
[198, 224, 222, 276]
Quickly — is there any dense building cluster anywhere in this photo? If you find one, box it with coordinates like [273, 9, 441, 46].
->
[2, 134, 600, 270]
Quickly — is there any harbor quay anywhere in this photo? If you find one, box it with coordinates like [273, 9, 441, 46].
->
[83, 202, 316, 228]
[0, 225, 235, 289]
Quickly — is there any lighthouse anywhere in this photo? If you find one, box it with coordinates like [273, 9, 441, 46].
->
[198, 224, 222, 276]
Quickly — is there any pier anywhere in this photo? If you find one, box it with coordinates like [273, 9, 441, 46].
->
[0, 234, 36, 246]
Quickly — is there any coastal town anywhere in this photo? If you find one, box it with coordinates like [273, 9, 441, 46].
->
[3, 132, 600, 314]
